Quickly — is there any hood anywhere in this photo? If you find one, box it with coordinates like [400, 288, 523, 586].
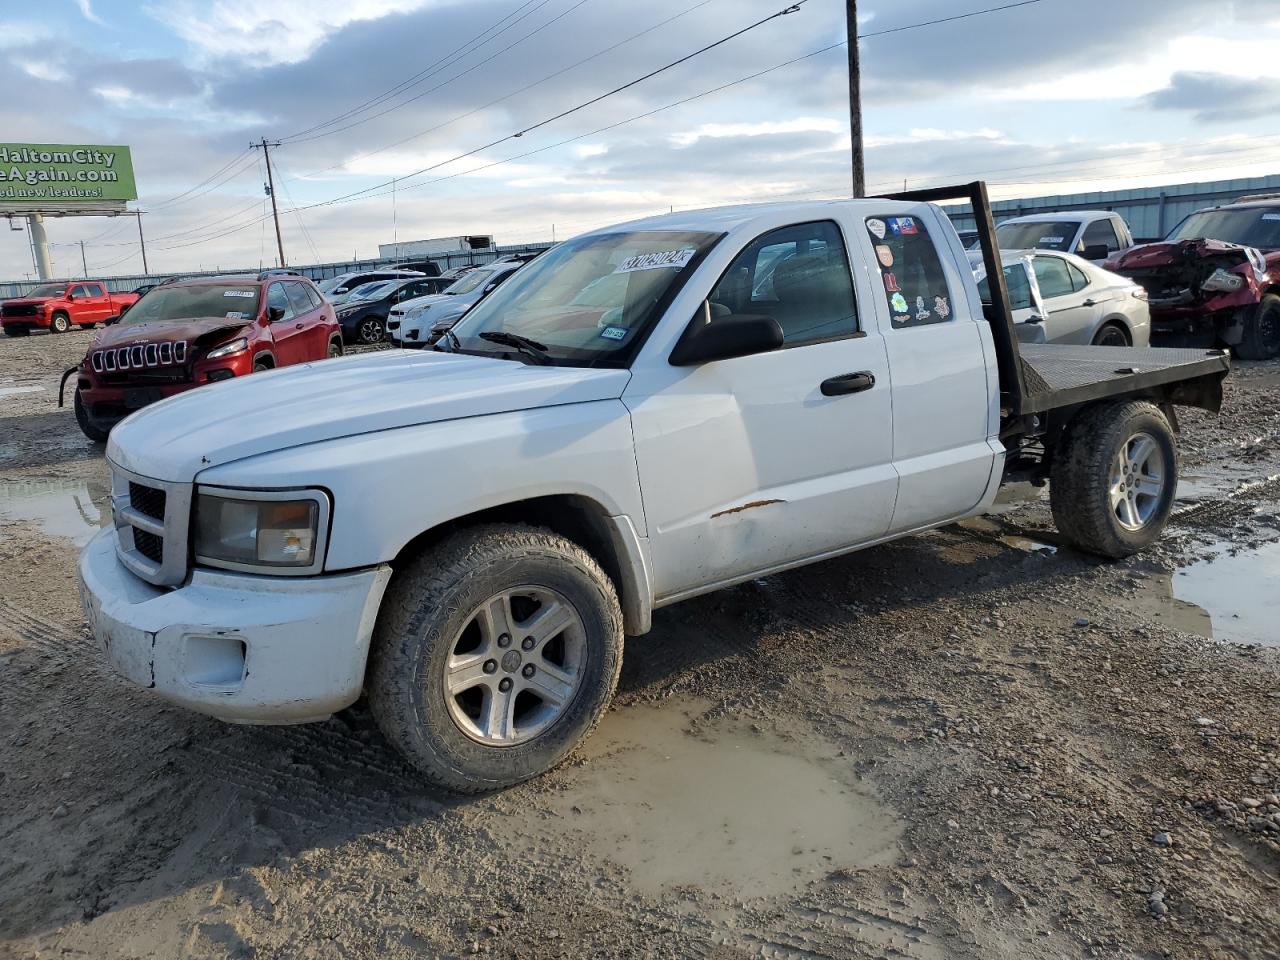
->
[107, 349, 631, 482]
[90, 316, 249, 351]
[1109, 237, 1250, 271]
[3, 297, 51, 307]
[396, 292, 452, 313]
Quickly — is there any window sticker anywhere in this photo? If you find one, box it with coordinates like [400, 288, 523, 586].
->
[875, 244, 894, 268]
[914, 296, 931, 322]
[934, 296, 951, 319]
[612, 248, 696, 274]
[888, 217, 919, 236]
[883, 272, 901, 293]
[890, 293, 909, 314]
[598, 325, 628, 341]
[1263, 213, 1280, 222]
[224, 311, 248, 319]
[223, 290, 256, 298]
[866, 218, 887, 240]
[1038, 236, 1064, 245]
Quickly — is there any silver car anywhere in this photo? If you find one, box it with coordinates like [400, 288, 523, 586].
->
[973, 249, 1151, 347]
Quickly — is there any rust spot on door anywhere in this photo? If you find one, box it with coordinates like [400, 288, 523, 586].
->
[710, 499, 785, 520]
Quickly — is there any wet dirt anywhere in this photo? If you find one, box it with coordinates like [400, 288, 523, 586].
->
[0, 476, 108, 546]
[496, 700, 901, 898]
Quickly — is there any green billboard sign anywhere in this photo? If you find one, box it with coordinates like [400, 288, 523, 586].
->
[0, 142, 136, 206]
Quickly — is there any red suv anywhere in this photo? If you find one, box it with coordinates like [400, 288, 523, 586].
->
[66, 271, 342, 441]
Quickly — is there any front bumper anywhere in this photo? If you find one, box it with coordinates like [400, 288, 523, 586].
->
[78, 527, 392, 724]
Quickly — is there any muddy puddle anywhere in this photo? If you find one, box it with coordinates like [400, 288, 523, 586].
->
[495, 701, 901, 898]
[0, 477, 109, 545]
[957, 516, 1057, 554]
[1136, 538, 1280, 647]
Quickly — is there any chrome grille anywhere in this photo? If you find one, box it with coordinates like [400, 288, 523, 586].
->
[92, 340, 187, 374]
[111, 465, 191, 586]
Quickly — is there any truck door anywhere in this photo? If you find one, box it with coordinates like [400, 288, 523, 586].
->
[860, 210, 999, 532]
[625, 218, 898, 600]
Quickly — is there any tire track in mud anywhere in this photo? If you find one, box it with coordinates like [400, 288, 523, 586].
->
[1172, 474, 1280, 527]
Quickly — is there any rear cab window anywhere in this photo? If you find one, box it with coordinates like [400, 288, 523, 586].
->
[865, 215, 954, 328]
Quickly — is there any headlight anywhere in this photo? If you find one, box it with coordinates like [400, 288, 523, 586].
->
[194, 488, 329, 573]
[407, 304, 431, 320]
[206, 336, 248, 359]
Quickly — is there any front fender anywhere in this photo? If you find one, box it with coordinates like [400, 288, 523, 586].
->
[193, 401, 648, 570]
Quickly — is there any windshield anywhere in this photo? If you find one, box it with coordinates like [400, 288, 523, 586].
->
[446, 268, 497, 295]
[450, 229, 720, 367]
[122, 283, 261, 325]
[995, 220, 1078, 252]
[1166, 208, 1280, 249]
[347, 281, 395, 301]
[24, 283, 65, 298]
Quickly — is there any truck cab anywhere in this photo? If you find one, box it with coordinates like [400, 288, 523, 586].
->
[78, 184, 1228, 793]
[995, 211, 1134, 263]
[1, 281, 139, 335]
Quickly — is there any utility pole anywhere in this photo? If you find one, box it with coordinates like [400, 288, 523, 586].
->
[252, 138, 286, 267]
[135, 211, 149, 274]
[846, 0, 865, 197]
[78, 240, 88, 277]
[27, 214, 52, 279]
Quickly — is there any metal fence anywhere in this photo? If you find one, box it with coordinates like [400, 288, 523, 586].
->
[0, 242, 555, 299]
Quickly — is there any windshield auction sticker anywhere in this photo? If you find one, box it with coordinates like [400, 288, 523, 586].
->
[613, 248, 697, 274]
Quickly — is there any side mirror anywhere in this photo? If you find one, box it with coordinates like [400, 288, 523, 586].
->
[1081, 243, 1109, 261]
[66, 292, 76, 301]
[669, 306, 784, 366]
[267, 306, 287, 322]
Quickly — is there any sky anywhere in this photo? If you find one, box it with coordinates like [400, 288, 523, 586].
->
[3, 0, 1280, 279]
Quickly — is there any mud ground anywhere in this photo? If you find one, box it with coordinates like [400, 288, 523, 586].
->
[1, 328, 1278, 960]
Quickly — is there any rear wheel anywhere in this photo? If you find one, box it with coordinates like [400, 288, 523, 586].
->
[357, 317, 385, 344]
[74, 389, 109, 443]
[368, 524, 624, 793]
[49, 312, 70, 334]
[1091, 322, 1130, 347]
[1050, 400, 1177, 558]
[1233, 293, 1280, 361]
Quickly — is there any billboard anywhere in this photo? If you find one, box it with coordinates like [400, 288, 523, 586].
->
[0, 142, 136, 212]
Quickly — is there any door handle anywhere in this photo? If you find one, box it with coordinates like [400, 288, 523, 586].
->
[820, 371, 876, 396]
[295, 323, 304, 329]
[1082, 298, 1098, 307]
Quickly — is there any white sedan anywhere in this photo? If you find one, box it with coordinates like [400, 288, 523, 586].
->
[973, 249, 1151, 347]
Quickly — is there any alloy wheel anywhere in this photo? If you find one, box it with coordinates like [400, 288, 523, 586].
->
[1109, 432, 1165, 531]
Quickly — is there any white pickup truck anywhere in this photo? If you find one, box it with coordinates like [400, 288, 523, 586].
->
[79, 183, 1229, 792]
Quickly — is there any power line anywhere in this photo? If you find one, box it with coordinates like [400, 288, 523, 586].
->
[145, 148, 254, 210]
[284, 0, 593, 145]
[294, 0, 717, 180]
[280, 0, 559, 142]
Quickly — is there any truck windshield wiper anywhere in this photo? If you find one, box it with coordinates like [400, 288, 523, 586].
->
[478, 330, 551, 364]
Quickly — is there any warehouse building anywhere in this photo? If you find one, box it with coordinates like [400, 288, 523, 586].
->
[945, 173, 1280, 241]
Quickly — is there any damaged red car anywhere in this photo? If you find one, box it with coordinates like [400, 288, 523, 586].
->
[1107, 198, 1280, 360]
[64, 272, 342, 441]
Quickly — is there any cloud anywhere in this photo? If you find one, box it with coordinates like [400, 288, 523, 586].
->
[147, 0, 435, 66]
[73, 0, 103, 25]
[1144, 71, 1280, 123]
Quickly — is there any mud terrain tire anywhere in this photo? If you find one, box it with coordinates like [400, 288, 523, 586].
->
[1050, 400, 1178, 558]
[1233, 293, 1280, 361]
[369, 524, 624, 793]
[74, 389, 109, 443]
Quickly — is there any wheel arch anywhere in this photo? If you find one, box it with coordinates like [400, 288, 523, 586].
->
[391, 494, 653, 636]
[252, 349, 276, 369]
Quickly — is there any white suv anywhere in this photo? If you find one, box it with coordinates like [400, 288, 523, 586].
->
[389, 260, 526, 347]
[317, 269, 425, 304]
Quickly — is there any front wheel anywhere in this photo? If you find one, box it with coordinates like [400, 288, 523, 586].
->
[357, 317, 385, 344]
[1233, 293, 1280, 361]
[1050, 400, 1177, 558]
[74, 389, 109, 443]
[327, 339, 343, 359]
[49, 312, 70, 334]
[368, 524, 624, 793]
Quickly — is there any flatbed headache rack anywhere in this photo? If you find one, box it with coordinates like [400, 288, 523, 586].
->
[884, 182, 1231, 437]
